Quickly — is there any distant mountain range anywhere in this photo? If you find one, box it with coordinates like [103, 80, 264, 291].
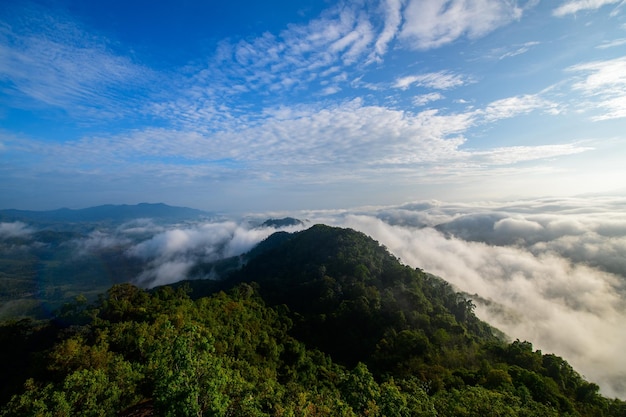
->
[0, 203, 211, 223]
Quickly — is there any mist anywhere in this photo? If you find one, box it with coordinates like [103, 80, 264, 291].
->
[59, 196, 626, 398]
[120, 219, 307, 288]
[0, 222, 34, 239]
[304, 196, 626, 399]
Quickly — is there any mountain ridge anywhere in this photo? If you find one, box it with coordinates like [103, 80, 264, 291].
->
[0, 203, 211, 223]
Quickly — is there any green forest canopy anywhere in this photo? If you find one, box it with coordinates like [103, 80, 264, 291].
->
[1, 225, 624, 416]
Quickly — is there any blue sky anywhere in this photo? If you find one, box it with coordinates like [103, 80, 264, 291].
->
[1, 0, 625, 211]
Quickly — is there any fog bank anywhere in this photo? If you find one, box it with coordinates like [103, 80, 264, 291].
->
[305, 196, 626, 398]
[64, 196, 626, 398]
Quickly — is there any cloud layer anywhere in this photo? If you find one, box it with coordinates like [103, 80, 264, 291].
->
[11, 196, 626, 398]
[106, 220, 306, 288]
[305, 196, 626, 398]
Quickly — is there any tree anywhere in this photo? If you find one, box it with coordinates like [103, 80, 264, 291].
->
[340, 363, 380, 415]
[150, 322, 229, 417]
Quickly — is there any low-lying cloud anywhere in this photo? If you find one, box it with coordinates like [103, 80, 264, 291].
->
[0, 221, 34, 239]
[304, 196, 626, 399]
[124, 220, 307, 288]
[51, 196, 626, 398]
[66, 218, 308, 289]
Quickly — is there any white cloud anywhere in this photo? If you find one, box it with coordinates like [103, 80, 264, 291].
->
[369, 0, 403, 62]
[127, 220, 306, 287]
[400, 0, 523, 49]
[6, 96, 590, 191]
[304, 196, 626, 398]
[394, 71, 467, 90]
[76, 230, 131, 254]
[498, 41, 540, 59]
[493, 217, 544, 236]
[482, 94, 560, 121]
[570, 57, 626, 91]
[596, 38, 626, 49]
[190, 3, 378, 101]
[412, 92, 445, 106]
[320, 85, 342, 96]
[0, 222, 33, 239]
[568, 56, 626, 120]
[553, 0, 622, 16]
[0, 6, 153, 119]
[153, 0, 530, 129]
[476, 144, 591, 165]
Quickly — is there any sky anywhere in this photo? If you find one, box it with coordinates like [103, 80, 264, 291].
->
[0, 0, 625, 211]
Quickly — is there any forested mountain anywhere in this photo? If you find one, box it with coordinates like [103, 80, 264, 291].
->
[1, 225, 624, 416]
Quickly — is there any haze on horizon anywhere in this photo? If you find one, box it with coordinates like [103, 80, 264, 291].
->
[1, 0, 625, 211]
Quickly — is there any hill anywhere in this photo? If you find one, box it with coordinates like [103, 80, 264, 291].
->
[260, 217, 305, 228]
[1, 225, 624, 416]
[225, 224, 498, 366]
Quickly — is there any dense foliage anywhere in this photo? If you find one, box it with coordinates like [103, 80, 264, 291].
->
[1, 225, 624, 416]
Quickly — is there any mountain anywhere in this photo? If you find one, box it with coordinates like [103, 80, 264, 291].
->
[1, 225, 624, 416]
[223, 224, 498, 366]
[0, 203, 211, 224]
[260, 217, 304, 228]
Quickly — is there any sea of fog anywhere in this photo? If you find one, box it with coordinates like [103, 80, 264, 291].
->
[2, 196, 625, 399]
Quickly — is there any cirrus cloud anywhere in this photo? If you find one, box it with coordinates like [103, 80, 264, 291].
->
[553, 0, 622, 16]
[400, 0, 524, 49]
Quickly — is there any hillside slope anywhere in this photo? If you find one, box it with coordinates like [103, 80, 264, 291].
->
[227, 224, 499, 367]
